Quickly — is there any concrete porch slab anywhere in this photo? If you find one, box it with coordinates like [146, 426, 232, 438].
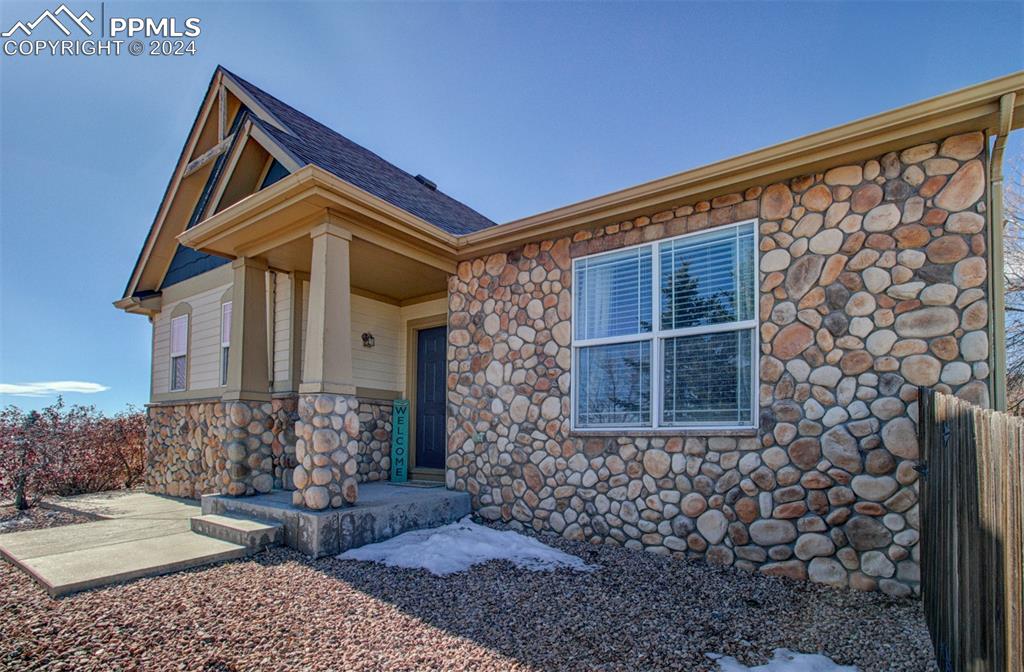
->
[201, 482, 472, 558]
[0, 493, 250, 597]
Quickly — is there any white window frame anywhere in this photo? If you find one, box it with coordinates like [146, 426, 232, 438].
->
[220, 301, 232, 387]
[170, 314, 189, 392]
[570, 218, 760, 432]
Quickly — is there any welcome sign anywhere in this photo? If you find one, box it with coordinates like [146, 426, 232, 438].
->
[390, 400, 409, 483]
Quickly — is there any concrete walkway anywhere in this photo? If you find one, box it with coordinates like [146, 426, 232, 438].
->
[0, 491, 249, 597]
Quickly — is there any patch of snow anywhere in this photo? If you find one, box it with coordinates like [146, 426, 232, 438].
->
[707, 649, 858, 672]
[338, 517, 594, 576]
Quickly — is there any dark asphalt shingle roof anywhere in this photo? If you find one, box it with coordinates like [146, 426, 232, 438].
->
[224, 68, 496, 236]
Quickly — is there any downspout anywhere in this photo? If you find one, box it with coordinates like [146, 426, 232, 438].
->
[986, 92, 1015, 411]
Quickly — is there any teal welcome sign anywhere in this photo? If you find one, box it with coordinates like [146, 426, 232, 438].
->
[390, 399, 409, 482]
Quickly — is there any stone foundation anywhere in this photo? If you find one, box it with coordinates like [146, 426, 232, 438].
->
[146, 401, 225, 499]
[356, 397, 393, 482]
[146, 397, 296, 499]
[146, 392, 391, 508]
[446, 131, 991, 596]
[292, 393, 361, 509]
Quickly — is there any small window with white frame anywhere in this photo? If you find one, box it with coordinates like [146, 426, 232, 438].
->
[220, 301, 232, 386]
[571, 220, 758, 430]
[170, 314, 189, 392]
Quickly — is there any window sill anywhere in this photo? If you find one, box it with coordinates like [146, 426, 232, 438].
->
[569, 427, 759, 438]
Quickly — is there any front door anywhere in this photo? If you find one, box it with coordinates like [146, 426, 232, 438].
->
[415, 325, 447, 470]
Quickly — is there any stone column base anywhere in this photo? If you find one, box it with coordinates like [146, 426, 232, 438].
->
[292, 393, 361, 509]
[222, 400, 277, 496]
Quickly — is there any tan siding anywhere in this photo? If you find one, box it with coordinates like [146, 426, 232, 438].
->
[351, 295, 402, 391]
[152, 318, 169, 396]
[151, 280, 232, 396]
[273, 272, 291, 385]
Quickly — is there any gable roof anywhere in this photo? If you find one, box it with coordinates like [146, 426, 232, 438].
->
[223, 69, 496, 236]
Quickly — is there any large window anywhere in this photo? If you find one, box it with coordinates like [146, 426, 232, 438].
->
[170, 314, 189, 392]
[572, 221, 758, 430]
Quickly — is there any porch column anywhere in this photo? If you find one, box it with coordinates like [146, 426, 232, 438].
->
[293, 220, 361, 510]
[300, 223, 355, 395]
[221, 256, 274, 497]
[224, 257, 271, 401]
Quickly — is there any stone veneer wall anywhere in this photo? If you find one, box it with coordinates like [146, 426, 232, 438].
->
[356, 398, 393, 482]
[446, 131, 991, 596]
[146, 397, 297, 499]
[292, 393, 362, 509]
[147, 394, 391, 505]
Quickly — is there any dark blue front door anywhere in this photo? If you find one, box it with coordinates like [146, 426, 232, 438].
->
[415, 326, 447, 470]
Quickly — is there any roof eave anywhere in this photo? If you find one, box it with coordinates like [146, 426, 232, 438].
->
[113, 294, 162, 317]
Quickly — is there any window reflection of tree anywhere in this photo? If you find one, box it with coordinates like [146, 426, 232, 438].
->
[661, 254, 740, 423]
[590, 344, 647, 425]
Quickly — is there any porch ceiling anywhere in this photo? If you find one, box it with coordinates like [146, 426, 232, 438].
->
[206, 231, 448, 303]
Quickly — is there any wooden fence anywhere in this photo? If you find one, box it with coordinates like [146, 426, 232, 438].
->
[919, 389, 1023, 672]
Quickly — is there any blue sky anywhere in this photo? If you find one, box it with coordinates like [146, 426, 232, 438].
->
[1, 1, 1021, 413]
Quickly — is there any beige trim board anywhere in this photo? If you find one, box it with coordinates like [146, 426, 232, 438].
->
[400, 290, 447, 307]
[298, 382, 358, 395]
[150, 390, 223, 405]
[220, 72, 293, 135]
[356, 387, 402, 401]
[351, 286, 401, 306]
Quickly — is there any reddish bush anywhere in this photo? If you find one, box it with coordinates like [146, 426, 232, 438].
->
[0, 399, 145, 509]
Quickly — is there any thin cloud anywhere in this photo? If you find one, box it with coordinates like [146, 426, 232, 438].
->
[0, 381, 110, 397]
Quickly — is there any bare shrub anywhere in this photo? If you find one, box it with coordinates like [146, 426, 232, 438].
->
[0, 399, 145, 509]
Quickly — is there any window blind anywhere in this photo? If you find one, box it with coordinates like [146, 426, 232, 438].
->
[662, 329, 753, 426]
[221, 302, 232, 346]
[660, 226, 755, 330]
[574, 247, 652, 340]
[170, 315, 188, 357]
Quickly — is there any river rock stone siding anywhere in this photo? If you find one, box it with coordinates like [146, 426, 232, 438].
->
[146, 397, 297, 499]
[356, 398, 393, 482]
[292, 393, 361, 509]
[446, 131, 990, 596]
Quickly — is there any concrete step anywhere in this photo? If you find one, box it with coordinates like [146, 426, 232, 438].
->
[190, 514, 283, 551]
[201, 483, 472, 558]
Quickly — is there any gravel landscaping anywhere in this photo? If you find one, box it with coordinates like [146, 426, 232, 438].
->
[0, 521, 936, 671]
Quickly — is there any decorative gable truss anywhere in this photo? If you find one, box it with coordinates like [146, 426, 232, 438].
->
[117, 67, 301, 315]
